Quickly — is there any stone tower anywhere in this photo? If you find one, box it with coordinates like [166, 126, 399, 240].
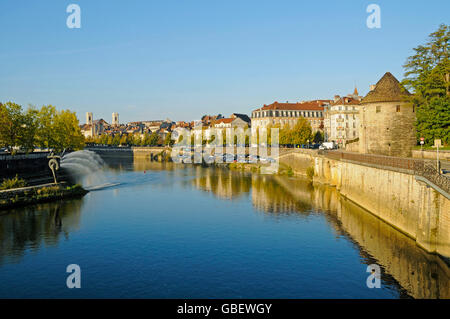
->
[359, 72, 416, 157]
[86, 112, 93, 125]
[112, 112, 119, 126]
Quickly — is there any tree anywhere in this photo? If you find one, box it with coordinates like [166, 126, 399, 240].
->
[36, 105, 58, 149]
[112, 134, 121, 146]
[0, 102, 25, 152]
[164, 132, 173, 146]
[402, 24, 450, 145]
[51, 109, 85, 151]
[19, 106, 39, 152]
[290, 118, 312, 145]
[313, 131, 324, 143]
[119, 135, 127, 146]
[149, 132, 159, 146]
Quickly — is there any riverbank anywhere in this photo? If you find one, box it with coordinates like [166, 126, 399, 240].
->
[0, 182, 88, 211]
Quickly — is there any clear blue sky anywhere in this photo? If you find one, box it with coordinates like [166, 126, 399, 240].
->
[0, 0, 448, 124]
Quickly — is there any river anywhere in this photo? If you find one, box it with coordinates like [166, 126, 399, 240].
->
[0, 156, 448, 298]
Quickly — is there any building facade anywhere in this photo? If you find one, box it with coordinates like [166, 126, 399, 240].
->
[112, 112, 119, 126]
[251, 100, 330, 134]
[359, 72, 416, 157]
[325, 89, 362, 145]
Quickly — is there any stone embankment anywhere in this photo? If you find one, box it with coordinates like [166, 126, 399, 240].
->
[277, 149, 450, 260]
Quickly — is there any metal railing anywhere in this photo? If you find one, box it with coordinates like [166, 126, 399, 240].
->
[321, 150, 449, 195]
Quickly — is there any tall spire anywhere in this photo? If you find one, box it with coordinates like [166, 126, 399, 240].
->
[353, 86, 359, 96]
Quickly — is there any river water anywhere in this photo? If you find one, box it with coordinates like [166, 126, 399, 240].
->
[0, 157, 448, 298]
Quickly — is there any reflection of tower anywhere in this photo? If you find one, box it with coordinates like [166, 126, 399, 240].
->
[86, 112, 93, 125]
[112, 112, 119, 126]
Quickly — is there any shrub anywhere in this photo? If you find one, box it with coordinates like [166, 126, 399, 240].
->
[0, 175, 27, 190]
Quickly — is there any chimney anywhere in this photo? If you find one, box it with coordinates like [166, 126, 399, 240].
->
[334, 95, 340, 102]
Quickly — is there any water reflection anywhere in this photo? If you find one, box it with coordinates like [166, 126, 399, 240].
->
[0, 200, 84, 266]
[0, 156, 449, 298]
[187, 166, 450, 299]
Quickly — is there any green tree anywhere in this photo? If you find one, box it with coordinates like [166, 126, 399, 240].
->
[313, 131, 324, 143]
[112, 134, 121, 146]
[164, 132, 173, 146]
[52, 109, 85, 151]
[402, 24, 450, 145]
[0, 102, 25, 152]
[149, 132, 160, 146]
[19, 106, 39, 152]
[119, 135, 127, 146]
[36, 105, 58, 149]
[290, 118, 312, 145]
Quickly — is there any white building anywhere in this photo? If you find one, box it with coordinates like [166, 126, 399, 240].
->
[325, 89, 362, 146]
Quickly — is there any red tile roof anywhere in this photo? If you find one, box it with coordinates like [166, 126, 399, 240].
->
[214, 118, 234, 124]
[255, 100, 330, 112]
[330, 97, 361, 106]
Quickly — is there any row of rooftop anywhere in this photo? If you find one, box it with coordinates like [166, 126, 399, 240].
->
[81, 72, 416, 157]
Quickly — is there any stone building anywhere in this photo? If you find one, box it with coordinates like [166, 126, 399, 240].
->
[112, 112, 119, 126]
[80, 112, 109, 138]
[251, 100, 330, 134]
[359, 72, 416, 157]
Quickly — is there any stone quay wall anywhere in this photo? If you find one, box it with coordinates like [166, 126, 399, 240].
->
[312, 154, 450, 259]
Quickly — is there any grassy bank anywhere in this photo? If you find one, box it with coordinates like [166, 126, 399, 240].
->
[0, 182, 88, 210]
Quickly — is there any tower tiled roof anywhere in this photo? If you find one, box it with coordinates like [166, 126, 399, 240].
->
[361, 72, 411, 104]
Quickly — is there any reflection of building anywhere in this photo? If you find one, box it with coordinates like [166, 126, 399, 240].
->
[251, 100, 331, 134]
[325, 89, 362, 145]
[359, 72, 416, 157]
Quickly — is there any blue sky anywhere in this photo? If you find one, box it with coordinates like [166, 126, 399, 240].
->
[0, 0, 448, 124]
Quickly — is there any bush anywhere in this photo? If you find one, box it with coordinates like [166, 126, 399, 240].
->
[0, 175, 27, 190]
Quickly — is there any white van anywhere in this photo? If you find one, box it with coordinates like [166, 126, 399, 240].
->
[319, 142, 337, 150]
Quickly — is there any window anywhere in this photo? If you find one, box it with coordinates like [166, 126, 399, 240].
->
[396, 105, 400, 112]
[376, 106, 381, 113]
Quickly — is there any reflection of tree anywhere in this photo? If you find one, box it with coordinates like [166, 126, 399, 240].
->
[0, 199, 84, 266]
